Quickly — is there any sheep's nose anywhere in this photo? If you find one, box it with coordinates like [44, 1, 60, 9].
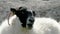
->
[27, 24, 32, 27]
[29, 19, 34, 23]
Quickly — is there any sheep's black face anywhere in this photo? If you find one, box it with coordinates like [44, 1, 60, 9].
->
[10, 7, 36, 29]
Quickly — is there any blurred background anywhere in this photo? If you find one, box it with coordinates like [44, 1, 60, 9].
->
[0, 0, 60, 24]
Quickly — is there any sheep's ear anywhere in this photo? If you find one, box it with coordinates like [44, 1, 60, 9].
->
[33, 11, 36, 16]
[19, 7, 27, 11]
[10, 8, 16, 14]
[19, 7, 23, 9]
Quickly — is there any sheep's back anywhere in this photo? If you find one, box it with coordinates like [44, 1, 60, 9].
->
[33, 17, 60, 34]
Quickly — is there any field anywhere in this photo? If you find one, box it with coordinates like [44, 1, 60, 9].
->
[0, 0, 60, 23]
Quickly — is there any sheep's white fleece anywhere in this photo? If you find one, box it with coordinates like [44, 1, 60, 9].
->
[0, 15, 60, 34]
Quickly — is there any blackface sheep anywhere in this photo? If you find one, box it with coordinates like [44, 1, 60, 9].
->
[0, 7, 60, 34]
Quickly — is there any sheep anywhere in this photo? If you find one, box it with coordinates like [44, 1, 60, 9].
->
[33, 17, 60, 34]
[0, 7, 36, 34]
[0, 7, 60, 34]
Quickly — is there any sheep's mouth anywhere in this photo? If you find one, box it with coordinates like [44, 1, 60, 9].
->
[26, 24, 33, 29]
[21, 24, 33, 29]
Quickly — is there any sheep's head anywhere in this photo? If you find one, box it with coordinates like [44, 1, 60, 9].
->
[10, 7, 36, 29]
